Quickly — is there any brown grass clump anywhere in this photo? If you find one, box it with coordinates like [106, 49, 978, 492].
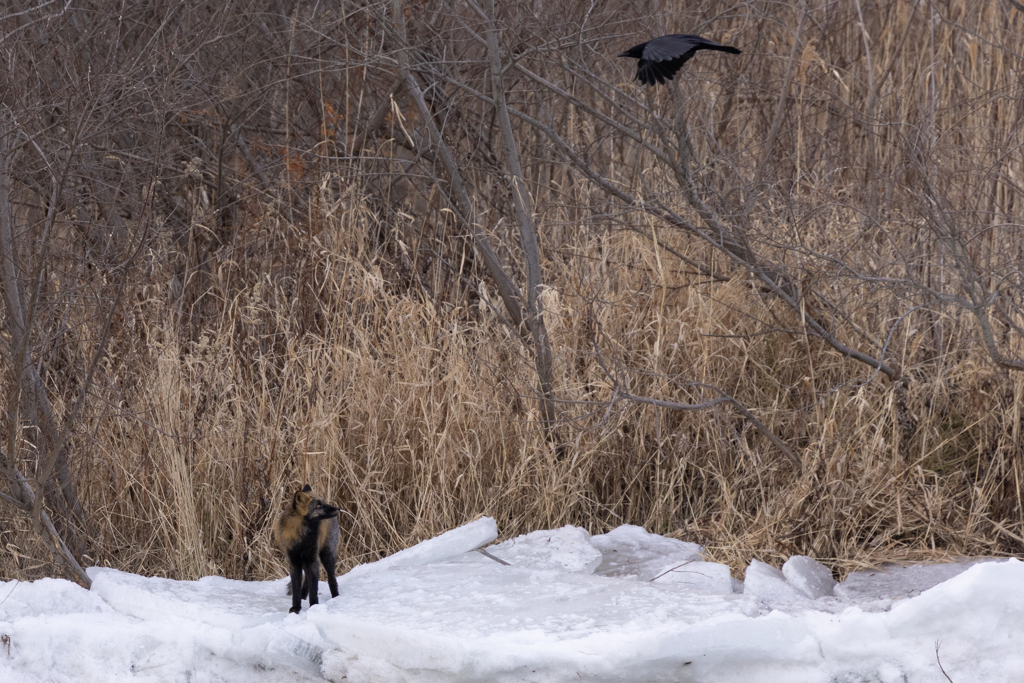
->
[2, 0, 1023, 584]
[9, 183, 1020, 582]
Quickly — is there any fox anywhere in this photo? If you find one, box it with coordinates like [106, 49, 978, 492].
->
[274, 484, 341, 614]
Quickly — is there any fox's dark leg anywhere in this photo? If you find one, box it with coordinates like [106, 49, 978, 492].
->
[299, 561, 315, 599]
[289, 564, 304, 614]
[301, 557, 322, 599]
[305, 561, 320, 606]
[321, 547, 339, 598]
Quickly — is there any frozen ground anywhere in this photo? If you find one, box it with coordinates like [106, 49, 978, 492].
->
[1, 519, 1022, 682]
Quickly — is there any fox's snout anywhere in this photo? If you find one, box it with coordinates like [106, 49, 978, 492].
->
[312, 500, 340, 520]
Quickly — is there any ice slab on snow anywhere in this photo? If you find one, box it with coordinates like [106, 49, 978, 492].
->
[743, 558, 804, 603]
[590, 524, 703, 580]
[834, 558, 985, 602]
[3, 519, 1024, 683]
[783, 555, 836, 599]
[309, 552, 755, 683]
[484, 525, 602, 573]
[344, 516, 497, 580]
[649, 560, 734, 594]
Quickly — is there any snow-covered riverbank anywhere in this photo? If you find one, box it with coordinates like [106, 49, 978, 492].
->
[1, 519, 1020, 682]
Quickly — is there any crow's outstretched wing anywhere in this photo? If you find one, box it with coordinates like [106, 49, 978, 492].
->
[619, 34, 740, 86]
[641, 35, 707, 62]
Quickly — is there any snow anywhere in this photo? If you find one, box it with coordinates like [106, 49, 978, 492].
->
[1, 518, 1022, 682]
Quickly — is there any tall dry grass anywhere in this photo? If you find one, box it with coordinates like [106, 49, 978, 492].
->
[2, 0, 1024, 583]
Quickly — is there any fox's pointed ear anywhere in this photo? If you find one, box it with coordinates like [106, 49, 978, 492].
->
[302, 484, 312, 493]
[293, 487, 313, 509]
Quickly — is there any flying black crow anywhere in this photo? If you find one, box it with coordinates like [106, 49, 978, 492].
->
[618, 34, 741, 86]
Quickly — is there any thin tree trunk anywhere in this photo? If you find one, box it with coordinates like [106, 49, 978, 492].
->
[478, 0, 559, 438]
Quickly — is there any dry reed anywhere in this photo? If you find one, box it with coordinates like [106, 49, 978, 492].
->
[2, 0, 1023, 584]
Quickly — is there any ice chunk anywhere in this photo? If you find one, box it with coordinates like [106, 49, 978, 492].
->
[484, 525, 602, 574]
[744, 559, 804, 602]
[590, 524, 703, 580]
[345, 517, 498, 579]
[782, 556, 836, 599]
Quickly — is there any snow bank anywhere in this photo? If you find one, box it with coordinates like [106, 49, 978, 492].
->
[1, 516, 1021, 682]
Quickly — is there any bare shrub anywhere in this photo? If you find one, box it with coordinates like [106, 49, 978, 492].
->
[2, 0, 1023, 583]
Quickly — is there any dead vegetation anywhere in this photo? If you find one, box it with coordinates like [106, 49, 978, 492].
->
[2, 0, 1024, 584]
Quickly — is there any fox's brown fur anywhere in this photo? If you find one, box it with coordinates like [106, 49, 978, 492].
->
[274, 484, 341, 613]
